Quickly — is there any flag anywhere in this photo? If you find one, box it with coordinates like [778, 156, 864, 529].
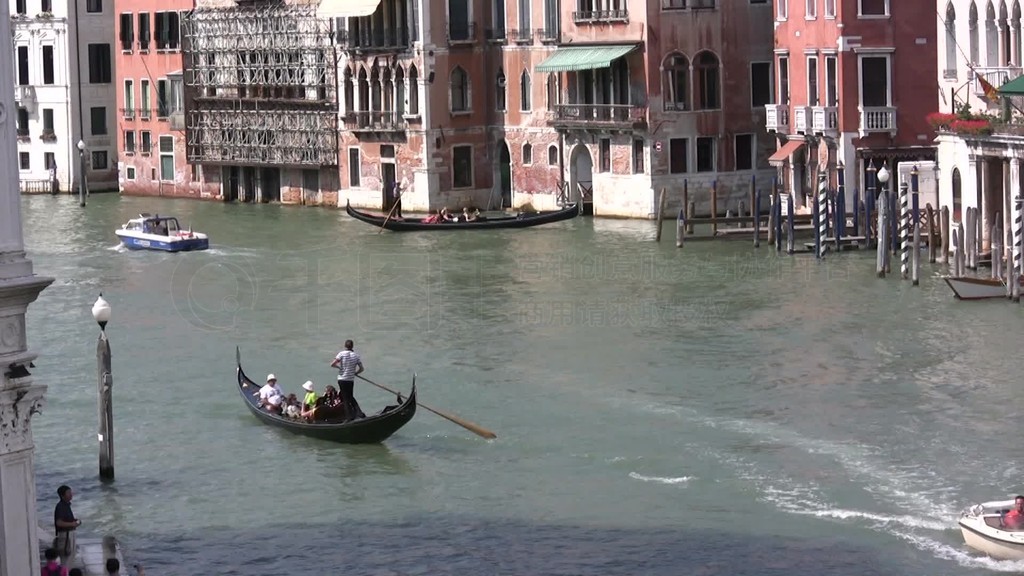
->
[977, 72, 1000, 103]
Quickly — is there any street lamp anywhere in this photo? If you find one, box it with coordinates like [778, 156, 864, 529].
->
[91, 294, 114, 481]
[77, 140, 88, 207]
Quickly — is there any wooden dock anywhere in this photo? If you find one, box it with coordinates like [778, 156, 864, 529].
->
[803, 236, 868, 251]
[39, 526, 126, 575]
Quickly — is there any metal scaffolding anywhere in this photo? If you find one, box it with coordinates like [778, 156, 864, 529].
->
[181, 3, 338, 167]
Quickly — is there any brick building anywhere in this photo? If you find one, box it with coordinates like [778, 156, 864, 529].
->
[766, 0, 938, 209]
[115, 0, 216, 196]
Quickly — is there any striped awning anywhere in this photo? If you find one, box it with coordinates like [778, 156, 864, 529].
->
[316, 0, 381, 18]
[535, 44, 637, 73]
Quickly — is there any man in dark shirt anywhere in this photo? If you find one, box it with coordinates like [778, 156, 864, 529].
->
[53, 485, 81, 563]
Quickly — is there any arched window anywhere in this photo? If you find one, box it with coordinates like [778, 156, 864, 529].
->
[395, 67, 406, 117]
[357, 67, 369, 116]
[496, 68, 506, 111]
[945, 3, 958, 74]
[523, 143, 533, 164]
[548, 144, 558, 165]
[408, 65, 419, 115]
[970, 1, 979, 63]
[1013, 1, 1022, 66]
[662, 53, 690, 111]
[546, 74, 558, 108]
[986, 1, 998, 66]
[343, 68, 355, 115]
[694, 51, 720, 110]
[952, 167, 963, 222]
[520, 71, 532, 111]
[451, 66, 469, 112]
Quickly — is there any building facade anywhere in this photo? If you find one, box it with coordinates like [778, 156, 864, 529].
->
[11, 0, 117, 194]
[115, 0, 215, 196]
[766, 0, 937, 209]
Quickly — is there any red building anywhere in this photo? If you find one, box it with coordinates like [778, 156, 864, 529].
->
[766, 0, 937, 206]
[115, 0, 215, 197]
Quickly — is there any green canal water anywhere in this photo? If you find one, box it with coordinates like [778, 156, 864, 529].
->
[21, 194, 1024, 575]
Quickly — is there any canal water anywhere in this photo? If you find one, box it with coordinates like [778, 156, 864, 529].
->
[21, 194, 1024, 575]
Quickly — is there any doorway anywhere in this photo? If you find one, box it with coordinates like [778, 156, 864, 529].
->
[569, 144, 593, 208]
[223, 166, 240, 201]
[260, 167, 280, 203]
[381, 162, 396, 211]
[498, 141, 512, 208]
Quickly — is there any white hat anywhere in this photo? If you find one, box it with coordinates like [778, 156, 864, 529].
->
[266, 374, 277, 382]
[302, 381, 314, 392]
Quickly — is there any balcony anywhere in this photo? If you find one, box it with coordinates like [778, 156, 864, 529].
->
[973, 66, 1021, 97]
[336, 29, 410, 52]
[765, 104, 789, 132]
[121, 107, 136, 120]
[793, 106, 812, 133]
[447, 23, 476, 45]
[548, 104, 647, 130]
[811, 106, 838, 134]
[859, 106, 897, 136]
[508, 28, 533, 44]
[535, 27, 559, 43]
[485, 27, 507, 42]
[572, 9, 629, 23]
[14, 85, 36, 105]
[348, 111, 407, 133]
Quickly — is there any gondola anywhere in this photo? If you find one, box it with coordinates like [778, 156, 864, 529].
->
[345, 200, 581, 231]
[235, 348, 416, 444]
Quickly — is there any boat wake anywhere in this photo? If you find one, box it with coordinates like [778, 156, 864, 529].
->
[620, 396, 998, 571]
[107, 243, 127, 252]
[628, 472, 694, 485]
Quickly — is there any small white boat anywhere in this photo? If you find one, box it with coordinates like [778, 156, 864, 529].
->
[115, 213, 209, 252]
[959, 499, 1024, 560]
[943, 276, 1014, 300]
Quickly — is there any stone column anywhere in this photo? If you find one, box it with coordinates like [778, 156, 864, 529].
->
[0, 27, 54, 571]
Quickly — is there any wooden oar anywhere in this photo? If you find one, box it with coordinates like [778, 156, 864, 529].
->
[357, 374, 497, 439]
[377, 185, 407, 234]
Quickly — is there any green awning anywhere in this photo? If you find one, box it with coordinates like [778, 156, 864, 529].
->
[535, 44, 637, 73]
[999, 74, 1024, 95]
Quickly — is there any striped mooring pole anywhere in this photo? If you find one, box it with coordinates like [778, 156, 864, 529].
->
[817, 174, 829, 258]
[900, 181, 910, 280]
[1015, 196, 1024, 302]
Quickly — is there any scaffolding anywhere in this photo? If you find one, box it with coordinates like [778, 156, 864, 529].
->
[181, 3, 339, 167]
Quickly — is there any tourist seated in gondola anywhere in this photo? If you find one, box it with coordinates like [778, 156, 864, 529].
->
[257, 374, 285, 414]
[283, 394, 302, 419]
[440, 207, 456, 222]
[422, 210, 442, 224]
[300, 380, 318, 420]
[462, 207, 476, 222]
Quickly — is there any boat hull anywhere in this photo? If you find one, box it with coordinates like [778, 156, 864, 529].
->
[116, 231, 209, 252]
[960, 517, 1024, 560]
[346, 201, 580, 231]
[235, 348, 416, 444]
[943, 276, 1007, 300]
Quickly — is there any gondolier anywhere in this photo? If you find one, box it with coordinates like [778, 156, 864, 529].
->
[331, 339, 365, 421]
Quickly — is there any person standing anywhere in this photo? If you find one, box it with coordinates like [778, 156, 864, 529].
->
[53, 485, 81, 564]
[330, 339, 365, 421]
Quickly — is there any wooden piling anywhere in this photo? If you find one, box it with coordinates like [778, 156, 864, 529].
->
[676, 208, 685, 248]
[774, 191, 783, 252]
[655, 187, 667, 243]
[1007, 235, 1014, 299]
[710, 181, 719, 236]
[767, 192, 776, 246]
[912, 220, 921, 286]
[976, 207, 984, 271]
[736, 201, 746, 229]
[876, 193, 887, 278]
[940, 206, 950, 266]
[991, 219, 1001, 279]
[683, 180, 692, 235]
[956, 222, 966, 276]
[786, 193, 795, 254]
[753, 190, 761, 248]
[926, 204, 937, 263]
[686, 201, 695, 235]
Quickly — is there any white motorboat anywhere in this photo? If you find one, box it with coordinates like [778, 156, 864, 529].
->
[959, 499, 1024, 560]
[943, 276, 1016, 300]
[114, 213, 209, 252]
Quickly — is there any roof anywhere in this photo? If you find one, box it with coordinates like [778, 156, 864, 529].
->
[768, 140, 805, 165]
[535, 44, 638, 73]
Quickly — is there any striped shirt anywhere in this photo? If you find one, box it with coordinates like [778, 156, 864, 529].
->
[335, 350, 361, 380]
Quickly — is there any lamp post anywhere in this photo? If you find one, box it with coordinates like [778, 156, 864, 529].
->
[92, 294, 114, 481]
[77, 139, 87, 207]
[878, 163, 892, 275]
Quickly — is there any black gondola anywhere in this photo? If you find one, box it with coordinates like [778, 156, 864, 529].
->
[346, 201, 581, 231]
[235, 348, 416, 444]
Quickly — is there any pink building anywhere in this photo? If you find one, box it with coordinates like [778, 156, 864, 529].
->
[115, 0, 216, 196]
[766, 0, 938, 205]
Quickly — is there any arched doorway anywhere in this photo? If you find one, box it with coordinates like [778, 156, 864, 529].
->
[569, 144, 593, 212]
[497, 141, 512, 208]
